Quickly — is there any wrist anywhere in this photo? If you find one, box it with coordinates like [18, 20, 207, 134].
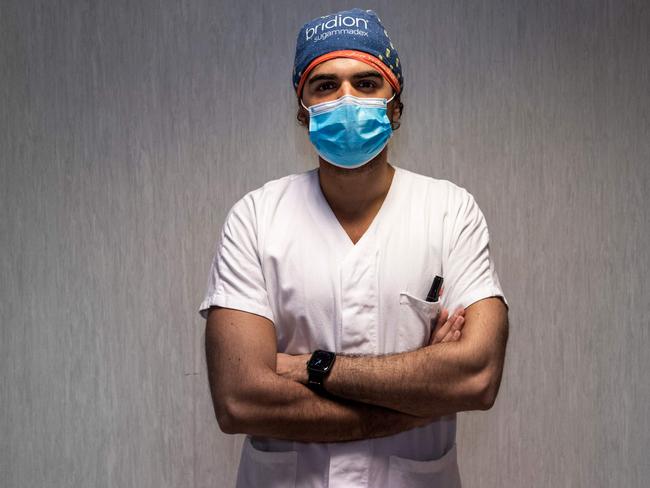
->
[306, 350, 337, 392]
[297, 354, 310, 384]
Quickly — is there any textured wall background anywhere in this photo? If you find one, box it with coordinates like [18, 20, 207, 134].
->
[1, 0, 648, 487]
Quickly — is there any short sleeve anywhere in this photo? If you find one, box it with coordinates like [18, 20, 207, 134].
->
[198, 193, 275, 323]
[441, 187, 509, 314]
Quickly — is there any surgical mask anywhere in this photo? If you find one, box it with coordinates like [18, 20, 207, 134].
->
[300, 93, 396, 169]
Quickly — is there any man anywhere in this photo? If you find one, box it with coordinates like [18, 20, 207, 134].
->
[200, 8, 509, 488]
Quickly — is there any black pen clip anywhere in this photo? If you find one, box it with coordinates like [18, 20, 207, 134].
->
[426, 275, 444, 302]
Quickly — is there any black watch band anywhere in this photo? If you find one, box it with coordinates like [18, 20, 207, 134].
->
[307, 378, 327, 395]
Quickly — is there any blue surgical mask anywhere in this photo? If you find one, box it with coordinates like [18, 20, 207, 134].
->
[300, 93, 396, 169]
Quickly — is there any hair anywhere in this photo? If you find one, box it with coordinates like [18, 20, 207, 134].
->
[296, 93, 404, 131]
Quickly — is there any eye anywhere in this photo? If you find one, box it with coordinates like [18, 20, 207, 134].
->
[358, 79, 378, 89]
[316, 81, 337, 91]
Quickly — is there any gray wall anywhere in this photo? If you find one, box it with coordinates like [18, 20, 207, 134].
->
[1, 0, 648, 487]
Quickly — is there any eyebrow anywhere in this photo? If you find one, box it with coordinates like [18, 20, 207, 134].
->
[307, 70, 384, 85]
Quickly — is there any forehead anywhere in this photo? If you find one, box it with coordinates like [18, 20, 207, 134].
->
[308, 57, 383, 80]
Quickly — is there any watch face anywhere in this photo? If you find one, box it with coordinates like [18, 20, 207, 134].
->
[307, 350, 335, 372]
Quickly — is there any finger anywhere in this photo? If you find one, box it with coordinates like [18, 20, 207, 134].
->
[443, 316, 464, 341]
[432, 321, 452, 344]
[441, 328, 462, 343]
[432, 309, 462, 343]
[445, 308, 465, 333]
[452, 314, 465, 331]
[429, 308, 449, 344]
[442, 316, 464, 343]
[432, 309, 456, 342]
[440, 317, 463, 342]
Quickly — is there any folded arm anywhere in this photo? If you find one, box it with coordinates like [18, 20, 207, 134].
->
[279, 297, 509, 418]
[204, 306, 436, 443]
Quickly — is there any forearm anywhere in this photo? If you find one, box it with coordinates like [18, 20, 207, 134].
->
[308, 299, 508, 418]
[219, 372, 432, 443]
[322, 342, 488, 418]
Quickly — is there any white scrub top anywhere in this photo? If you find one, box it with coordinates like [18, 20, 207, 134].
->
[199, 165, 508, 488]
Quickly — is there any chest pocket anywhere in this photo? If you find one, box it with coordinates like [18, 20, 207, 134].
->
[397, 292, 441, 351]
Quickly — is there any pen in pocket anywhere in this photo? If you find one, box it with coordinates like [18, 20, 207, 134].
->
[426, 275, 444, 302]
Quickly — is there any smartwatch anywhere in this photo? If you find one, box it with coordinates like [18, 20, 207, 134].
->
[306, 350, 336, 394]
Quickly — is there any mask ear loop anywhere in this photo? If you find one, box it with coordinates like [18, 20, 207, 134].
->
[299, 97, 312, 128]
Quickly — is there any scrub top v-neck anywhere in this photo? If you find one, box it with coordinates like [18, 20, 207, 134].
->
[312, 166, 400, 250]
[199, 164, 508, 488]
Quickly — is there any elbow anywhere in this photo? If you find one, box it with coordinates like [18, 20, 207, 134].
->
[215, 396, 247, 435]
[473, 366, 502, 411]
[209, 372, 280, 435]
[214, 381, 275, 435]
[476, 385, 497, 411]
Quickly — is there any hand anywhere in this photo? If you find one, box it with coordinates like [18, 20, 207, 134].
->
[429, 307, 465, 345]
[276, 352, 311, 384]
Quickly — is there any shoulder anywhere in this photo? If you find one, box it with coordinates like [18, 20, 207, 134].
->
[395, 165, 476, 208]
[228, 168, 317, 221]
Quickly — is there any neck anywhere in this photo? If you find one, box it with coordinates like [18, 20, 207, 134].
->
[317, 148, 395, 220]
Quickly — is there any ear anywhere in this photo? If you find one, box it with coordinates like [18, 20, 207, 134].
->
[389, 95, 403, 129]
[390, 97, 402, 123]
[296, 99, 310, 127]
